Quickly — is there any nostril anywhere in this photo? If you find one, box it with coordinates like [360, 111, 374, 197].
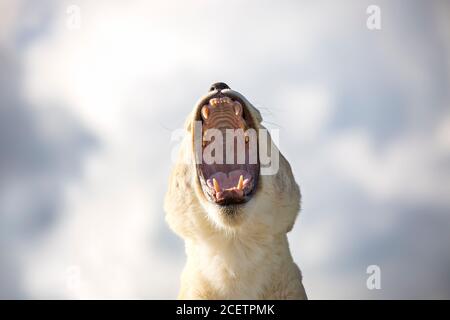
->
[209, 82, 230, 92]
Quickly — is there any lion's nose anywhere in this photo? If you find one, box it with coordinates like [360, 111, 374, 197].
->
[209, 82, 230, 92]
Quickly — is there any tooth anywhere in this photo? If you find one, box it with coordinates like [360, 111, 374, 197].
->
[201, 106, 209, 120]
[234, 102, 242, 116]
[237, 175, 244, 190]
[213, 178, 221, 192]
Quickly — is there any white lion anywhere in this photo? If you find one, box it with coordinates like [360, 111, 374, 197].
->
[165, 82, 307, 299]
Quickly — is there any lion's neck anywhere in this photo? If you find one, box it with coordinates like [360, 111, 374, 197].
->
[184, 231, 292, 299]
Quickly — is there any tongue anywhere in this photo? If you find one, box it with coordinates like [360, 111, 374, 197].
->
[207, 170, 252, 190]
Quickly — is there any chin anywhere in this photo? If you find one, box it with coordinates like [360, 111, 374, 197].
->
[199, 197, 252, 228]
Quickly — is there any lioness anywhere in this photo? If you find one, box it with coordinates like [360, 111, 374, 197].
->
[165, 82, 307, 299]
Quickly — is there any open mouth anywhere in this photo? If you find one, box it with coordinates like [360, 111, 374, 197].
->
[196, 92, 260, 206]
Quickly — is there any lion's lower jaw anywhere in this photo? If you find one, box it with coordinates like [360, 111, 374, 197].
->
[177, 234, 307, 300]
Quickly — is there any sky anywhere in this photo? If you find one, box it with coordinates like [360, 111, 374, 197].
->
[0, 0, 450, 299]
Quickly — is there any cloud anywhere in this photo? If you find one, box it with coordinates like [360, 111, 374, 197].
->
[0, 36, 96, 299]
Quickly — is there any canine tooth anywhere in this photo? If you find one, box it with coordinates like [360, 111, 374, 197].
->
[237, 175, 244, 190]
[201, 106, 209, 119]
[233, 102, 242, 116]
[213, 178, 221, 192]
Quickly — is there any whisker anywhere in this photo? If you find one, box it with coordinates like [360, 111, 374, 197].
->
[158, 121, 178, 132]
[261, 120, 282, 128]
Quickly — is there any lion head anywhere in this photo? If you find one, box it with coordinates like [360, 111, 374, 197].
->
[165, 82, 301, 238]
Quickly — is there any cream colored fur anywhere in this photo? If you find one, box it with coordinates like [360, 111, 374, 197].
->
[164, 89, 307, 299]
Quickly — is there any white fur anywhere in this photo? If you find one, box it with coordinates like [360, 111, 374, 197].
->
[164, 89, 307, 299]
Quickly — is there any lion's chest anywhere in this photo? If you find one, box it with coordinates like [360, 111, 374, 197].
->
[191, 238, 279, 299]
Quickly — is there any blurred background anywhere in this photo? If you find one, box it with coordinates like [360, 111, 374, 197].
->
[1, 0, 450, 299]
